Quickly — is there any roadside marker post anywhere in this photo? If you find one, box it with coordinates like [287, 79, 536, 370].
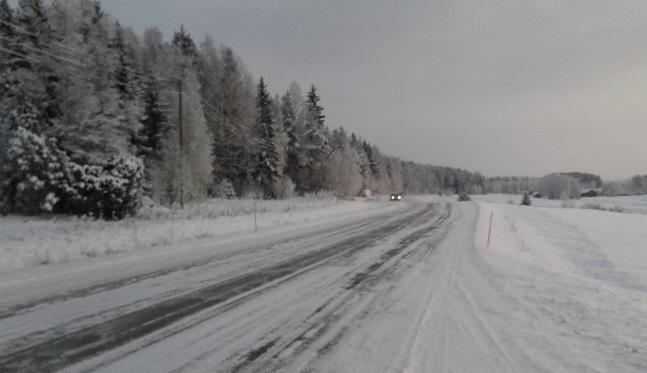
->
[487, 211, 494, 248]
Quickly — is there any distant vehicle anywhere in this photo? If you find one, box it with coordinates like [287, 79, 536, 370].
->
[457, 192, 470, 201]
[533, 192, 544, 198]
[390, 193, 402, 201]
[581, 190, 599, 198]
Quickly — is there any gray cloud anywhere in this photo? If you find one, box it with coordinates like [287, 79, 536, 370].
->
[103, 0, 647, 179]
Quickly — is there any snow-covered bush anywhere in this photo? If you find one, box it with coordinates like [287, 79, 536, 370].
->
[3, 128, 68, 214]
[2, 128, 144, 219]
[272, 176, 296, 199]
[61, 155, 144, 220]
[561, 198, 575, 208]
[581, 203, 624, 213]
[212, 179, 237, 199]
[521, 192, 532, 206]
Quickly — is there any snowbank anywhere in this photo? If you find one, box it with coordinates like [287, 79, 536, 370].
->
[0, 196, 385, 274]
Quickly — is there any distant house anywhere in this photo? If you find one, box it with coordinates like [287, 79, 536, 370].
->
[581, 190, 599, 197]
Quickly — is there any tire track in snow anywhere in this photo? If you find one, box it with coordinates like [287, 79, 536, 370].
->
[233, 204, 453, 372]
[161, 203, 452, 373]
[0, 203, 434, 373]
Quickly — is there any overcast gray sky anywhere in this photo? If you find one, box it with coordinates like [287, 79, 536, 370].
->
[103, 0, 647, 180]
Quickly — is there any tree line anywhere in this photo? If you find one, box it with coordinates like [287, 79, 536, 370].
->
[485, 172, 647, 199]
[0, 0, 485, 218]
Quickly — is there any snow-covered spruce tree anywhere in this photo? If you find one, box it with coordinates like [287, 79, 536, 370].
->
[329, 126, 348, 152]
[297, 85, 330, 193]
[280, 90, 301, 185]
[138, 26, 172, 199]
[0, 0, 61, 213]
[353, 139, 371, 194]
[111, 22, 144, 154]
[269, 92, 294, 198]
[138, 73, 169, 196]
[171, 25, 197, 58]
[211, 47, 254, 196]
[252, 77, 281, 198]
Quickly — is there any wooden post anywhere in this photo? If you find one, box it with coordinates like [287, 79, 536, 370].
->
[486, 211, 494, 248]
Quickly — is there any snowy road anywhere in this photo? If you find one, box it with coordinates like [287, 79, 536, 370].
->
[0, 200, 462, 372]
[3, 198, 644, 372]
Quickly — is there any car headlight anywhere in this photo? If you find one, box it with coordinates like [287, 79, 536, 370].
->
[397, 196, 401, 200]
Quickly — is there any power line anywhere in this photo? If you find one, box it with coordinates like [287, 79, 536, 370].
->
[0, 35, 86, 68]
[1, 20, 178, 85]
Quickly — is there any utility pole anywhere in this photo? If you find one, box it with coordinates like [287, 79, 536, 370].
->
[178, 69, 184, 209]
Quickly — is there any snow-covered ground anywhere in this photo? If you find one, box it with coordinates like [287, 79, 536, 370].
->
[0, 195, 387, 274]
[1, 195, 646, 372]
[475, 193, 647, 214]
[471, 196, 647, 371]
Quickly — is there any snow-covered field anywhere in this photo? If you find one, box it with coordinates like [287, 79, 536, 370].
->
[474, 193, 647, 214]
[471, 195, 647, 371]
[0, 195, 386, 274]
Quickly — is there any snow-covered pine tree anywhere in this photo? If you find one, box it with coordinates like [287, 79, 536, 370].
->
[252, 77, 281, 198]
[324, 141, 362, 198]
[298, 85, 330, 193]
